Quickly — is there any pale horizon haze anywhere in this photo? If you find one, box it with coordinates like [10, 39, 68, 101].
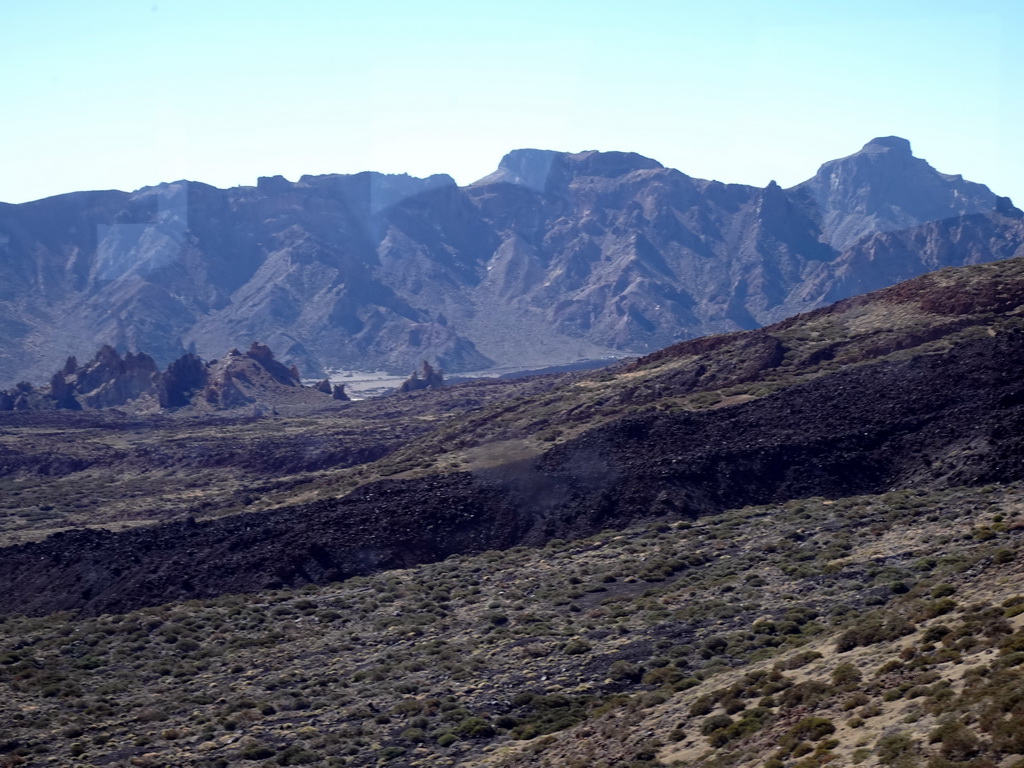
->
[1, 1, 1021, 204]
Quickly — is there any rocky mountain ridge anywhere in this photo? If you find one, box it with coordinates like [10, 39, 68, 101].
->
[2, 137, 1021, 386]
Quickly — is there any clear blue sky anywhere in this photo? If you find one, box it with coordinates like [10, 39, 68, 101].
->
[2, 0, 1021, 204]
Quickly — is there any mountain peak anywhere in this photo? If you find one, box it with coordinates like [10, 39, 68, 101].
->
[861, 136, 912, 155]
[470, 148, 560, 192]
[791, 136, 1007, 250]
[473, 148, 664, 192]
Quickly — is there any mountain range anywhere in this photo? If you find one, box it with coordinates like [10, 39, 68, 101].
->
[2, 136, 1021, 387]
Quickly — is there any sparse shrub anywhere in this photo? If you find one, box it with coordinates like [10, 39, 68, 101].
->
[777, 650, 822, 670]
[643, 667, 684, 687]
[791, 741, 813, 758]
[929, 719, 979, 760]
[689, 695, 715, 717]
[135, 705, 170, 723]
[836, 614, 913, 652]
[239, 743, 275, 760]
[921, 598, 957, 620]
[608, 660, 643, 682]
[786, 717, 835, 742]
[831, 662, 862, 688]
[780, 681, 831, 709]
[876, 731, 917, 767]
[922, 625, 952, 643]
[563, 638, 591, 655]
[994, 549, 1015, 564]
[455, 717, 495, 739]
[277, 745, 319, 765]
[701, 714, 733, 736]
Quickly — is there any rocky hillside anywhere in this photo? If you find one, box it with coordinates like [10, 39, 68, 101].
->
[4, 256, 1024, 617]
[1, 138, 1021, 386]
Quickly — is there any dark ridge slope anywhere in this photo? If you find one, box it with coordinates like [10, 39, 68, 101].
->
[3, 329, 1024, 617]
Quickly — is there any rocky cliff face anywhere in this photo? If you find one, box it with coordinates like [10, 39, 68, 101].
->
[1, 139, 1020, 386]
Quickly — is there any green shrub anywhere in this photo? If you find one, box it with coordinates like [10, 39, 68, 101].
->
[787, 716, 835, 742]
[929, 719, 979, 760]
[563, 638, 591, 655]
[701, 714, 733, 735]
[876, 731, 917, 767]
[455, 717, 495, 738]
[831, 662, 862, 687]
[239, 743, 275, 760]
[836, 615, 913, 652]
[689, 695, 715, 717]
[608, 660, 643, 682]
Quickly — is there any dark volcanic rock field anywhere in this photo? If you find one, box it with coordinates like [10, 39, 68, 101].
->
[3, 330, 1024, 617]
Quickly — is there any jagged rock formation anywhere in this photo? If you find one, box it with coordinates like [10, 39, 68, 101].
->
[158, 352, 206, 408]
[396, 360, 445, 393]
[1, 138, 1021, 386]
[200, 344, 303, 408]
[0, 342, 343, 413]
[0, 346, 160, 411]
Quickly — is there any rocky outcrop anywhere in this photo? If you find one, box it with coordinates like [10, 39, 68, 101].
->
[314, 378, 350, 400]
[397, 361, 445, 393]
[70, 347, 159, 408]
[48, 370, 80, 410]
[245, 342, 300, 387]
[158, 352, 207, 408]
[5, 341, 344, 413]
[0, 346, 160, 410]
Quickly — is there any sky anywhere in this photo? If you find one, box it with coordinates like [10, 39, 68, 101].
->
[1, 0, 1021, 205]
